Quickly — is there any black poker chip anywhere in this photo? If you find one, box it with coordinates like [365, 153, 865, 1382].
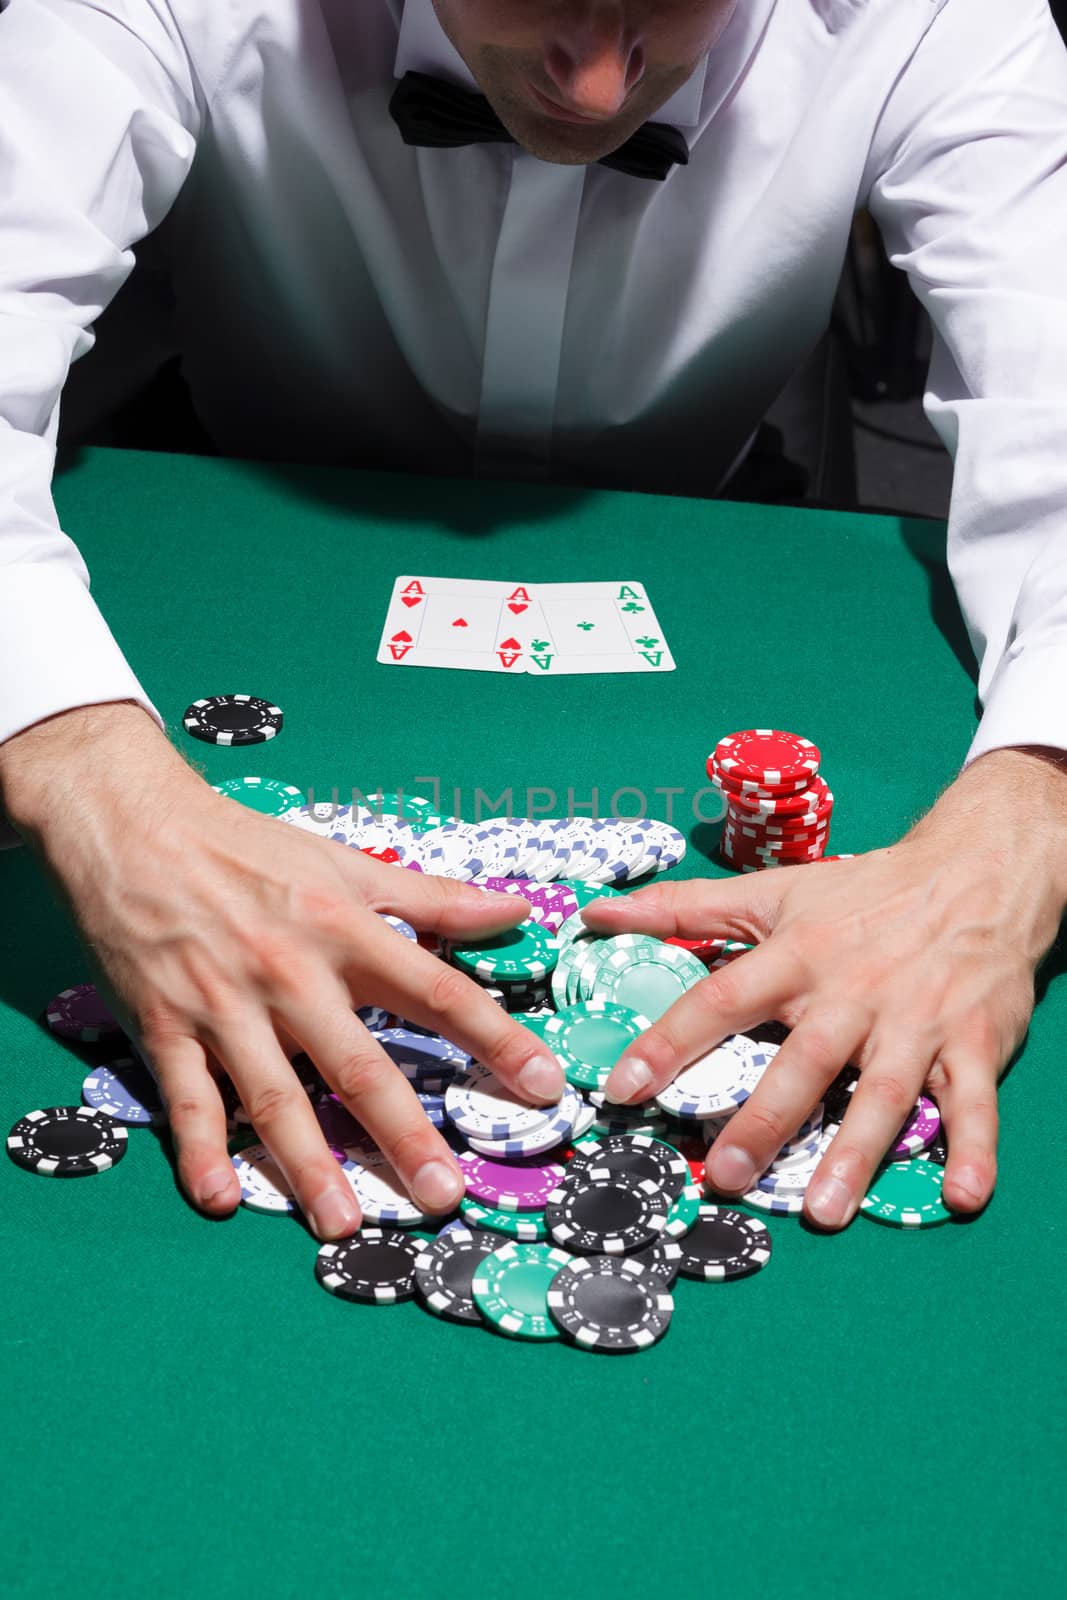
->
[823, 1067, 859, 1127]
[182, 695, 284, 746]
[923, 1128, 949, 1166]
[568, 1134, 688, 1202]
[631, 1237, 684, 1287]
[6, 1105, 129, 1177]
[413, 1227, 500, 1323]
[676, 1204, 773, 1281]
[547, 1255, 674, 1352]
[314, 1229, 421, 1303]
[544, 1170, 669, 1254]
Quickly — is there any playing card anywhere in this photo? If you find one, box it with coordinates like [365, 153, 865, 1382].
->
[377, 577, 673, 675]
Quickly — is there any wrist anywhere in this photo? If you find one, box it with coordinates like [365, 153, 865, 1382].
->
[0, 703, 194, 839]
[907, 745, 1067, 917]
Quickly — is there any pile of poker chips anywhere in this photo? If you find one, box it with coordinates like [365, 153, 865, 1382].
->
[707, 728, 834, 870]
[280, 801, 687, 888]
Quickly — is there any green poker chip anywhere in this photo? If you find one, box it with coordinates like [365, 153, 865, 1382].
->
[573, 934, 665, 1002]
[450, 921, 560, 983]
[558, 880, 622, 909]
[590, 942, 707, 1020]
[472, 1241, 573, 1340]
[543, 1000, 652, 1092]
[364, 792, 458, 831]
[459, 1197, 549, 1240]
[213, 776, 306, 817]
[662, 1182, 703, 1239]
[860, 1159, 953, 1229]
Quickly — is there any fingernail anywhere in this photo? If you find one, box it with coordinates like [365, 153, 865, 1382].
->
[518, 1057, 564, 1101]
[605, 1058, 653, 1104]
[949, 1166, 985, 1206]
[806, 1176, 856, 1228]
[707, 1145, 756, 1192]
[413, 1160, 465, 1212]
[310, 1186, 362, 1240]
[198, 1169, 237, 1206]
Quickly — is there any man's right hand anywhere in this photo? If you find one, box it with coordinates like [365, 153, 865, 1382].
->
[0, 703, 565, 1239]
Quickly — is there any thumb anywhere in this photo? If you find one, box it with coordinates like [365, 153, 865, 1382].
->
[578, 871, 793, 942]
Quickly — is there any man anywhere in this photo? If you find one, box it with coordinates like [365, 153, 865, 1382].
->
[1, 0, 1066, 1240]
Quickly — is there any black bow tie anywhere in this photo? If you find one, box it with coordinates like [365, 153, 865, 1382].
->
[389, 70, 689, 182]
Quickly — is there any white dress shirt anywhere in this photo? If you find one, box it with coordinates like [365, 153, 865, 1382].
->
[1, 0, 1067, 779]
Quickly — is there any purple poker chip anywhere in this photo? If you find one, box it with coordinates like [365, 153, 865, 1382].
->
[891, 1094, 941, 1159]
[45, 984, 123, 1044]
[457, 1150, 567, 1212]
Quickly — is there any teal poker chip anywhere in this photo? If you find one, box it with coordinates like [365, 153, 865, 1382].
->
[212, 776, 306, 817]
[472, 1241, 573, 1340]
[588, 941, 707, 1020]
[860, 1158, 953, 1229]
[543, 999, 652, 1092]
[459, 1197, 549, 1240]
[450, 921, 560, 983]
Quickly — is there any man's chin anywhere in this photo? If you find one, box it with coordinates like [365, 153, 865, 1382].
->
[499, 111, 634, 168]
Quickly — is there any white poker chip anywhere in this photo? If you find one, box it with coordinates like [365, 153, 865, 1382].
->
[232, 1144, 297, 1214]
[445, 1061, 566, 1142]
[343, 1143, 430, 1226]
[656, 1037, 777, 1119]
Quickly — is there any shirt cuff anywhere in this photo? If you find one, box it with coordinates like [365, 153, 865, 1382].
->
[966, 640, 1067, 766]
[0, 564, 164, 844]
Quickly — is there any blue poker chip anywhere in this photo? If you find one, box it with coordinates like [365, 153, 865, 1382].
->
[381, 914, 417, 942]
[356, 1004, 392, 1031]
[376, 1027, 469, 1075]
[81, 1057, 166, 1126]
[415, 1092, 448, 1127]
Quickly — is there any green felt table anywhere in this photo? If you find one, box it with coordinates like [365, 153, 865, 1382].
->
[1, 446, 1062, 1597]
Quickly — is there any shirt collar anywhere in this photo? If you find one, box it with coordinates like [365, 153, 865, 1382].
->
[394, 0, 711, 129]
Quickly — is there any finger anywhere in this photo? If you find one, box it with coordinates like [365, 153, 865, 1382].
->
[930, 1052, 999, 1213]
[339, 907, 565, 1105]
[285, 983, 467, 1218]
[145, 1031, 240, 1216]
[602, 939, 801, 1106]
[356, 857, 532, 938]
[704, 1008, 868, 1198]
[578, 873, 789, 940]
[216, 1016, 364, 1241]
[804, 1043, 931, 1230]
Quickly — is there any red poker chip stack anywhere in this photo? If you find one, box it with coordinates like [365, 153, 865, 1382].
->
[707, 729, 833, 872]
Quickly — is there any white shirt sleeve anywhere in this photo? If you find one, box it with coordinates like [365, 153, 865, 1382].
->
[864, 0, 1067, 765]
[0, 0, 205, 750]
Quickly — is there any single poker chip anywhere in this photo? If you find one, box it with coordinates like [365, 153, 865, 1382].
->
[560, 880, 623, 909]
[567, 1134, 689, 1202]
[415, 1092, 448, 1128]
[413, 1226, 501, 1322]
[860, 1158, 953, 1228]
[891, 1095, 941, 1159]
[380, 914, 418, 943]
[547, 1255, 674, 1353]
[662, 1181, 703, 1238]
[7, 1105, 129, 1177]
[544, 999, 651, 1092]
[590, 942, 706, 1021]
[232, 1143, 297, 1213]
[631, 1237, 685, 1287]
[376, 1027, 469, 1081]
[544, 1170, 669, 1254]
[44, 984, 122, 1044]
[182, 694, 284, 746]
[676, 1205, 773, 1280]
[573, 934, 665, 1002]
[655, 1036, 774, 1119]
[343, 1143, 435, 1226]
[459, 1197, 548, 1240]
[82, 1057, 165, 1126]
[457, 1151, 566, 1212]
[923, 1128, 949, 1166]
[449, 921, 560, 983]
[713, 730, 821, 787]
[363, 792, 457, 831]
[570, 1101, 598, 1140]
[472, 1240, 573, 1341]
[315, 1229, 422, 1303]
[212, 776, 306, 816]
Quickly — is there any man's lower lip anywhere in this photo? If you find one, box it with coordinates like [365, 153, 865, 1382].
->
[527, 85, 609, 125]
